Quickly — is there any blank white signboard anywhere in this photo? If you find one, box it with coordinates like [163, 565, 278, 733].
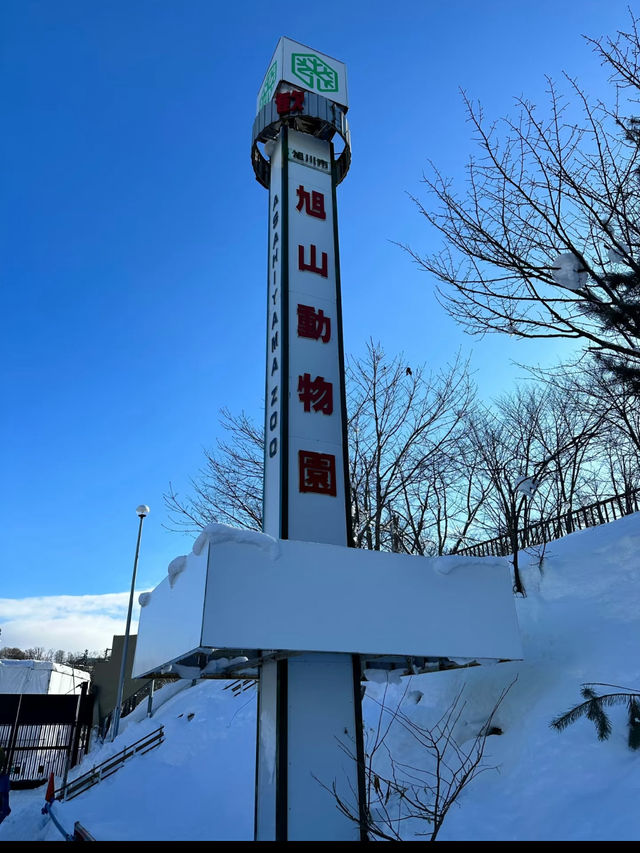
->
[133, 525, 522, 678]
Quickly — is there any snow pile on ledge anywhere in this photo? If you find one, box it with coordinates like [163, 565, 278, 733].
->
[160, 656, 250, 680]
[192, 523, 280, 559]
[160, 524, 281, 589]
[168, 555, 188, 588]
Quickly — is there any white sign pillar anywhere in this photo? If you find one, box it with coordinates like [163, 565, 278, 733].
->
[252, 39, 365, 841]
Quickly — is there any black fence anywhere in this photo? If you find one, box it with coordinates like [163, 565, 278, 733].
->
[0, 690, 94, 788]
[456, 488, 640, 558]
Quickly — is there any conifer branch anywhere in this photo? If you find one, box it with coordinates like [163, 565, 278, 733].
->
[550, 682, 640, 747]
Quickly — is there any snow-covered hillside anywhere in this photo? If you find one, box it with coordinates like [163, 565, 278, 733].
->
[1, 512, 638, 841]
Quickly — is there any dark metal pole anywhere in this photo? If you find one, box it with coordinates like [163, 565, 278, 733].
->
[146, 679, 154, 718]
[111, 508, 147, 742]
[6, 694, 22, 779]
[61, 688, 83, 799]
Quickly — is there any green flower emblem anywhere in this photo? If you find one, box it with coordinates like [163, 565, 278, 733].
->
[291, 53, 338, 93]
[258, 61, 278, 109]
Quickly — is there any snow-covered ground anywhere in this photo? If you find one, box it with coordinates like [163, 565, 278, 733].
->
[1, 512, 638, 841]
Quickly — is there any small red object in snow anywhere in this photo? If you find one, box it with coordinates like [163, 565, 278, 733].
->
[45, 772, 55, 804]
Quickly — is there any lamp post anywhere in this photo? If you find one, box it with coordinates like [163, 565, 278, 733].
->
[111, 504, 149, 742]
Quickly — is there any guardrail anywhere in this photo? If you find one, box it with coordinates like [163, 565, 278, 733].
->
[55, 725, 164, 802]
[223, 679, 256, 697]
[456, 488, 639, 558]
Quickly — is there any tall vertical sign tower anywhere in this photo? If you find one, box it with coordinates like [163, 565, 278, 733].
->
[131, 42, 521, 829]
[251, 39, 365, 840]
[132, 55, 521, 829]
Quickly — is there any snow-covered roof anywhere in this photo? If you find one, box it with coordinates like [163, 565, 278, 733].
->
[0, 659, 90, 694]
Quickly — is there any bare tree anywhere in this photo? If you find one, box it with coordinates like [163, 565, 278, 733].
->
[463, 384, 602, 594]
[396, 447, 490, 556]
[0, 647, 28, 660]
[325, 677, 515, 841]
[400, 10, 640, 387]
[23, 646, 46, 661]
[164, 342, 479, 555]
[347, 340, 477, 553]
[529, 358, 640, 503]
[164, 407, 264, 535]
[529, 382, 606, 520]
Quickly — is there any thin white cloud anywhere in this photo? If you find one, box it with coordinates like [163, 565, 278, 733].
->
[0, 592, 151, 654]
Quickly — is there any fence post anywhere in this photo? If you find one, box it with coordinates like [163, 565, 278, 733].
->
[60, 690, 83, 800]
[6, 694, 22, 781]
[70, 683, 87, 769]
[146, 680, 155, 718]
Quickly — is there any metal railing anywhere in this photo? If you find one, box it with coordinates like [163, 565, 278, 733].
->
[55, 725, 164, 802]
[223, 679, 256, 697]
[456, 488, 640, 558]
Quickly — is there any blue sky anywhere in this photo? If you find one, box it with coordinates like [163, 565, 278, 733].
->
[1, 1, 635, 642]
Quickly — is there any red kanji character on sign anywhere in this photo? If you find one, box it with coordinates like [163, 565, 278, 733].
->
[298, 450, 337, 496]
[290, 90, 305, 111]
[298, 244, 328, 277]
[275, 92, 290, 114]
[297, 304, 331, 342]
[275, 89, 305, 115]
[296, 186, 326, 219]
[297, 373, 333, 415]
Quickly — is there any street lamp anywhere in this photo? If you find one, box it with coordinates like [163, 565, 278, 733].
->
[111, 504, 149, 742]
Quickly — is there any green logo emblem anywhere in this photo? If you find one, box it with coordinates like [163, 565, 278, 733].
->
[258, 61, 278, 109]
[291, 53, 338, 93]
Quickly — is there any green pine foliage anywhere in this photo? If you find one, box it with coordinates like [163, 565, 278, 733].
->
[550, 683, 640, 750]
[586, 266, 640, 392]
[628, 697, 640, 750]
